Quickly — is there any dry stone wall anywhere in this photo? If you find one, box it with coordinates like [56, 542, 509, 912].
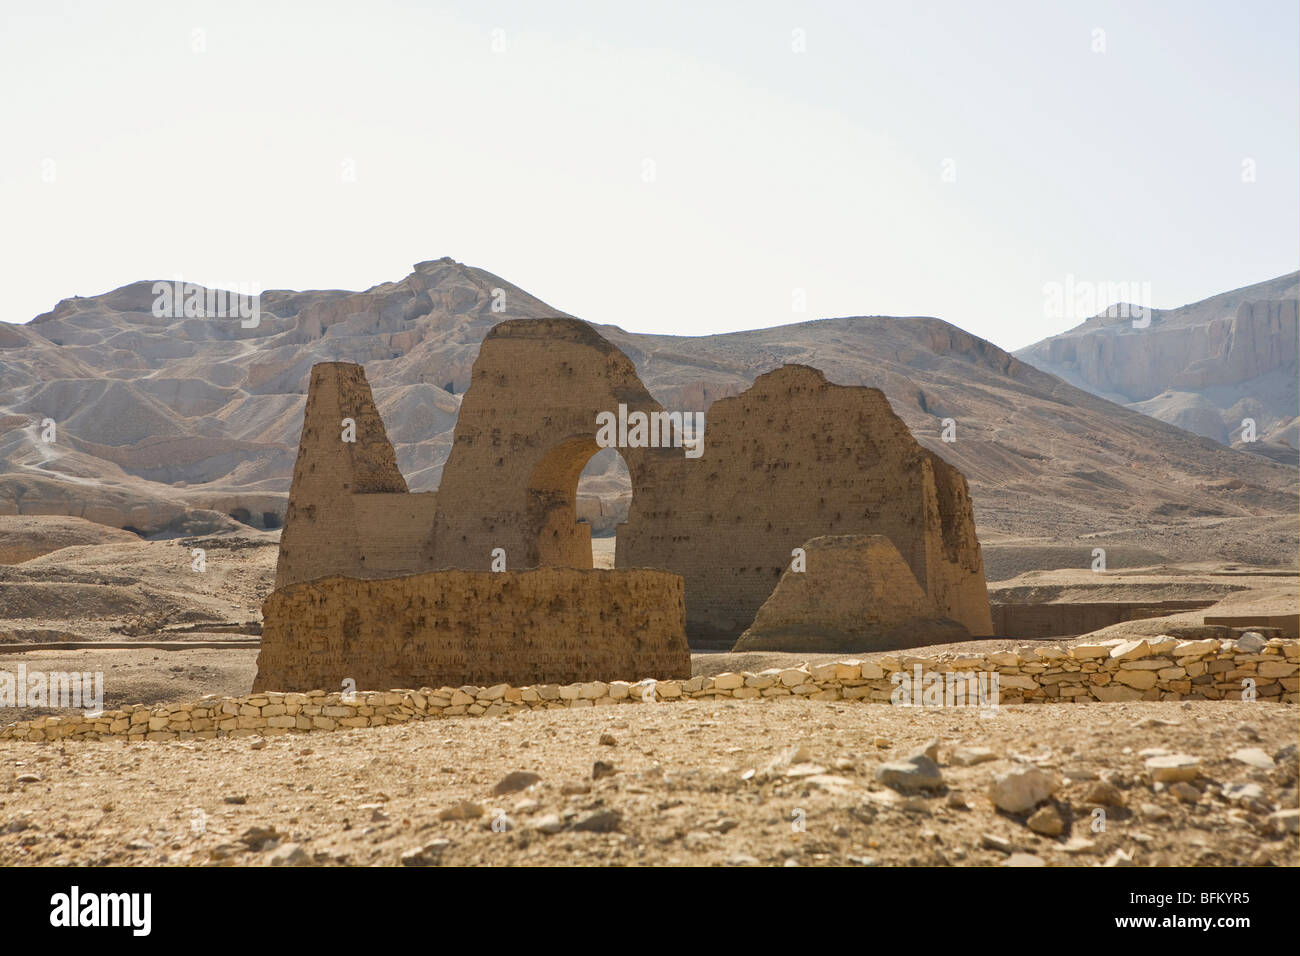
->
[254, 567, 691, 692]
[6, 635, 1293, 744]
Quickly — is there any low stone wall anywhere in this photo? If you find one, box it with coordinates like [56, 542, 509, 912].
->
[3, 635, 1295, 744]
[254, 567, 691, 692]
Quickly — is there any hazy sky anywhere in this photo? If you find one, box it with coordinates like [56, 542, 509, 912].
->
[2, 0, 1296, 350]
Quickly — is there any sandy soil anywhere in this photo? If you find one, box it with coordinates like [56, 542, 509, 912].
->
[1, 698, 1294, 867]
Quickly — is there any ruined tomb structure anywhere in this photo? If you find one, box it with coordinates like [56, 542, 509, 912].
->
[262, 316, 991, 692]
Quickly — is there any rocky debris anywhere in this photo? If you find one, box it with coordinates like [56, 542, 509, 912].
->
[598, 733, 617, 746]
[267, 842, 309, 866]
[571, 809, 621, 833]
[1003, 853, 1045, 867]
[989, 766, 1058, 814]
[1169, 782, 1201, 803]
[531, 814, 565, 834]
[1026, 804, 1065, 836]
[1231, 748, 1276, 769]
[1145, 754, 1201, 782]
[437, 800, 483, 821]
[1058, 837, 1096, 855]
[592, 760, 617, 780]
[981, 833, 1014, 854]
[951, 746, 997, 766]
[239, 826, 280, 851]
[876, 754, 944, 791]
[0, 695, 1293, 868]
[401, 839, 451, 866]
[1268, 810, 1299, 835]
[1083, 780, 1126, 806]
[492, 771, 541, 795]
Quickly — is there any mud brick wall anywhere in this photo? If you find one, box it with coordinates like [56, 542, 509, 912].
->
[275, 363, 412, 588]
[426, 318, 669, 572]
[992, 601, 1221, 639]
[5, 636, 1293, 746]
[618, 364, 993, 642]
[733, 534, 971, 652]
[253, 567, 690, 692]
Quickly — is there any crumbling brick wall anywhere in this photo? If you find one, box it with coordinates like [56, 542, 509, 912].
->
[425, 318, 671, 572]
[617, 364, 993, 643]
[254, 567, 690, 692]
[275, 363, 427, 588]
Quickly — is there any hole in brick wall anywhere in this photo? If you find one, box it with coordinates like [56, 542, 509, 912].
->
[577, 447, 630, 569]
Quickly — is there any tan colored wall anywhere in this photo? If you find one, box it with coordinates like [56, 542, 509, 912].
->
[617, 365, 992, 642]
[272, 327, 991, 650]
[1204, 614, 1299, 640]
[991, 601, 1219, 639]
[733, 534, 971, 652]
[275, 363, 411, 588]
[426, 318, 669, 572]
[254, 567, 690, 692]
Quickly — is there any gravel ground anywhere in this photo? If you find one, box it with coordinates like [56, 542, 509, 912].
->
[1, 697, 1295, 867]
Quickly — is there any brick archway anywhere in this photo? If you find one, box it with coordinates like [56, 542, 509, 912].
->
[425, 318, 672, 571]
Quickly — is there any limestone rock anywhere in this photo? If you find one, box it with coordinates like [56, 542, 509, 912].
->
[1145, 754, 1201, 782]
[875, 754, 944, 791]
[989, 766, 1058, 813]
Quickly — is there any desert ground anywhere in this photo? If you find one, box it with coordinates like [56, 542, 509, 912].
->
[2, 697, 1294, 868]
[0, 516, 1296, 867]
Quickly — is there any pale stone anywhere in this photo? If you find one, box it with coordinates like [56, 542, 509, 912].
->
[1145, 754, 1200, 782]
[1110, 640, 1151, 661]
[876, 754, 944, 791]
[1231, 747, 1275, 769]
[1173, 639, 1218, 658]
[951, 746, 997, 767]
[1114, 669, 1157, 690]
[808, 662, 838, 681]
[989, 766, 1058, 813]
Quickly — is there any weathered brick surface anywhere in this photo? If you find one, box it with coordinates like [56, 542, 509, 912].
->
[271, 320, 991, 654]
[733, 534, 971, 652]
[618, 364, 992, 643]
[253, 567, 690, 692]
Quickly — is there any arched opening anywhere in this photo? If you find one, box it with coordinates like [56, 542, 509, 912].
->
[577, 448, 631, 568]
[262, 511, 282, 530]
[227, 508, 252, 527]
[524, 439, 634, 569]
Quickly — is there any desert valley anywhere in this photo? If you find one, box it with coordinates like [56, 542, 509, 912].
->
[0, 259, 1295, 868]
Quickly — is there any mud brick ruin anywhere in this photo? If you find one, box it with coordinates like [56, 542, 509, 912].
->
[257, 317, 992, 692]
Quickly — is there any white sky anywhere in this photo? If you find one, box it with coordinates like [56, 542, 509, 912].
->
[2, 0, 1296, 350]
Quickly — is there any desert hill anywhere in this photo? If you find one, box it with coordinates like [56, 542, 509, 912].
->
[1, 258, 1296, 570]
[1015, 273, 1299, 459]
